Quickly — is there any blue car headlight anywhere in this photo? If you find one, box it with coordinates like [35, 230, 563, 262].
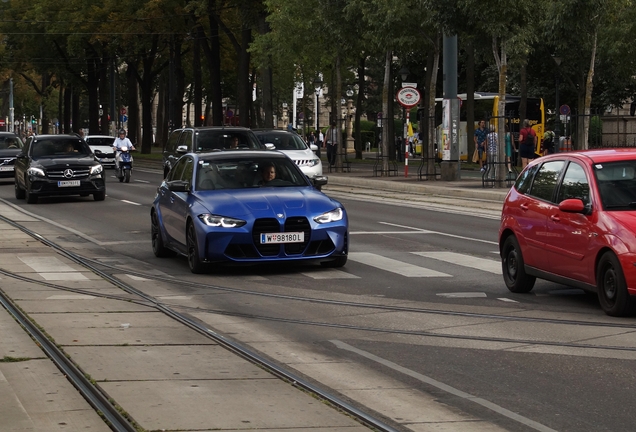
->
[90, 164, 103, 175]
[27, 167, 45, 177]
[198, 214, 247, 228]
[314, 207, 343, 224]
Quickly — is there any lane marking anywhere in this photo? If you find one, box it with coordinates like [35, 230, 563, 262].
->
[412, 251, 501, 275]
[330, 340, 558, 432]
[348, 252, 450, 278]
[379, 222, 498, 245]
[121, 200, 142, 206]
[126, 274, 149, 281]
[39, 273, 88, 281]
[134, 179, 150, 184]
[301, 269, 360, 279]
[437, 292, 487, 298]
[498, 298, 519, 303]
[19, 256, 76, 273]
[47, 294, 95, 300]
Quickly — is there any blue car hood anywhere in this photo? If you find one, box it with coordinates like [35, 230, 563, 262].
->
[192, 187, 341, 219]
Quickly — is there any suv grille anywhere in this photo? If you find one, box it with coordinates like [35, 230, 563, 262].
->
[47, 168, 90, 179]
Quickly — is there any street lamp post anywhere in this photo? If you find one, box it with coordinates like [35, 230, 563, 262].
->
[553, 56, 562, 152]
[398, 66, 410, 169]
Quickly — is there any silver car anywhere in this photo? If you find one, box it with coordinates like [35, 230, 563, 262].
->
[253, 130, 323, 179]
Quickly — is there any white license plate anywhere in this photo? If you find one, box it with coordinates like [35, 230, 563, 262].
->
[260, 232, 304, 244]
[101, 158, 114, 162]
[0, 165, 13, 171]
[58, 180, 81, 187]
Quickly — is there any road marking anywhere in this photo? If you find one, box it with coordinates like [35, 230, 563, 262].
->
[39, 273, 88, 281]
[379, 222, 498, 245]
[348, 252, 450, 277]
[134, 179, 150, 183]
[412, 251, 501, 274]
[301, 269, 360, 279]
[121, 200, 142, 206]
[498, 298, 519, 303]
[19, 256, 76, 273]
[126, 274, 149, 281]
[437, 292, 487, 298]
[47, 294, 95, 300]
[330, 340, 558, 432]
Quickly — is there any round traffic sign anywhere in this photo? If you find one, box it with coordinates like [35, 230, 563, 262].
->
[120, 107, 127, 115]
[560, 105, 570, 116]
[396, 87, 421, 108]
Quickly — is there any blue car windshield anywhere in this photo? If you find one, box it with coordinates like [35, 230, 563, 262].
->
[196, 158, 309, 190]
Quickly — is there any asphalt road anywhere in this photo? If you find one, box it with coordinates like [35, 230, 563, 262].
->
[1, 167, 635, 432]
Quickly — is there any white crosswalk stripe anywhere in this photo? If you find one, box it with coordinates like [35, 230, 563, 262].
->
[411, 251, 501, 275]
[301, 268, 360, 279]
[348, 252, 451, 278]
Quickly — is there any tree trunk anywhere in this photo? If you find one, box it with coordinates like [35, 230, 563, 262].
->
[237, 25, 252, 127]
[40, 74, 50, 134]
[156, 75, 166, 149]
[172, 38, 185, 130]
[354, 56, 365, 159]
[494, 37, 507, 186]
[63, 84, 71, 133]
[87, 57, 100, 134]
[257, 11, 273, 128]
[194, 28, 202, 127]
[99, 55, 109, 135]
[465, 37, 475, 163]
[126, 60, 140, 146]
[204, 0, 223, 125]
[582, 29, 598, 150]
[381, 50, 391, 175]
[427, 32, 441, 177]
[72, 88, 81, 133]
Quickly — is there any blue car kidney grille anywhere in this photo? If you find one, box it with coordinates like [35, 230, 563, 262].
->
[252, 217, 311, 256]
[284, 217, 310, 254]
[252, 218, 280, 256]
[47, 168, 90, 179]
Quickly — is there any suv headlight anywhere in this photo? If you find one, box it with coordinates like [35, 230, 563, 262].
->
[90, 164, 103, 175]
[27, 167, 45, 177]
[198, 214, 247, 228]
[309, 158, 321, 167]
[314, 207, 343, 224]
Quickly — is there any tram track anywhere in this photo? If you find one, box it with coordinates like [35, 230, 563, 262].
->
[0, 213, 403, 432]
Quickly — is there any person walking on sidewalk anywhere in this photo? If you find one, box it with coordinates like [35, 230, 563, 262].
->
[485, 124, 498, 177]
[504, 124, 515, 173]
[518, 119, 537, 169]
[325, 121, 339, 167]
[474, 120, 488, 172]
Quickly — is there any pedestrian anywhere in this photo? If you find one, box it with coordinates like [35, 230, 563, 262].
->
[518, 119, 537, 169]
[504, 124, 515, 174]
[474, 120, 488, 172]
[324, 121, 339, 166]
[542, 128, 555, 155]
[395, 135, 403, 162]
[486, 124, 498, 175]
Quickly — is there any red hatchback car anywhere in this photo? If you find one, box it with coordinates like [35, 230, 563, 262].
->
[499, 149, 636, 316]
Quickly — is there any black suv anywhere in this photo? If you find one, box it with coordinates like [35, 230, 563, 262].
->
[0, 132, 25, 180]
[162, 126, 264, 177]
[14, 134, 106, 203]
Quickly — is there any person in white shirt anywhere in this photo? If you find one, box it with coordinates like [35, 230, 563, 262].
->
[112, 129, 135, 169]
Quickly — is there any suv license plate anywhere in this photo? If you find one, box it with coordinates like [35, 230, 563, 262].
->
[260, 232, 304, 244]
[58, 180, 81, 187]
[0, 166, 13, 171]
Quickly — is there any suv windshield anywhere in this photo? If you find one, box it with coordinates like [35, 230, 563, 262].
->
[31, 139, 91, 158]
[195, 130, 263, 151]
[255, 132, 308, 150]
[0, 135, 23, 150]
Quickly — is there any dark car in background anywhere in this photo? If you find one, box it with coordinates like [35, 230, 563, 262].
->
[14, 134, 106, 203]
[0, 132, 25, 180]
[162, 126, 265, 178]
[85, 135, 116, 168]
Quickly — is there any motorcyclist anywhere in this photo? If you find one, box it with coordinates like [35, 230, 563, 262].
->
[112, 129, 135, 170]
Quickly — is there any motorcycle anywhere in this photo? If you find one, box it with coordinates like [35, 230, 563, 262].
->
[115, 146, 133, 183]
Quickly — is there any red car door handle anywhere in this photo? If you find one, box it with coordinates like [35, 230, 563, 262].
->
[550, 215, 560, 222]
[520, 204, 529, 211]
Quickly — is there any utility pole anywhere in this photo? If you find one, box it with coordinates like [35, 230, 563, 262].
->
[441, 34, 460, 181]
